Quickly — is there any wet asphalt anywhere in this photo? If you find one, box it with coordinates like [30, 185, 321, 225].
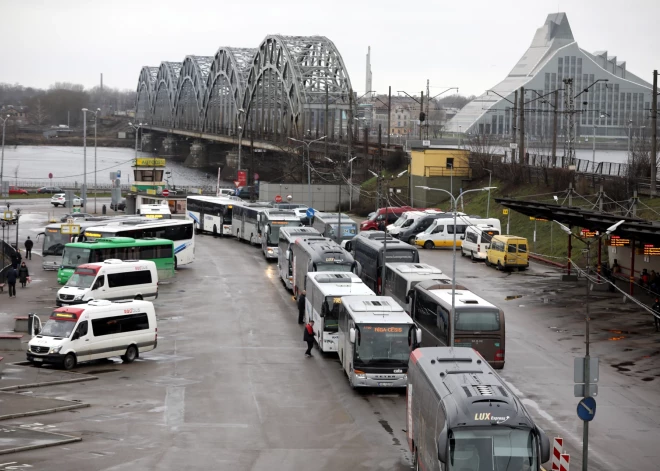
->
[0, 204, 657, 470]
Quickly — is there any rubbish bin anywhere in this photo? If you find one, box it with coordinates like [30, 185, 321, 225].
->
[102, 204, 107, 215]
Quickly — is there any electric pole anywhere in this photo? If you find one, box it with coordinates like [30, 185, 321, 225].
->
[387, 86, 391, 148]
[325, 86, 329, 159]
[651, 70, 658, 196]
[519, 87, 525, 164]
[419, 91, 424, 140]
[563, 78, 576, 168]
[552, 89, 559, 161]
[511, 90, 518, 163]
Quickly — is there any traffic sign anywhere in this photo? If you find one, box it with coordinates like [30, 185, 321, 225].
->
[577, 397, 596, 422]
[503, 209, 509, 215]
[116, 170, 121, 178]
[509, 143, 518, 149]
[48, 173, 53, 179]
[306, 208, 315, 219]
[254, 172, 260, 180]
[275, 195, 282, 203]
[162, 189, 170, 197]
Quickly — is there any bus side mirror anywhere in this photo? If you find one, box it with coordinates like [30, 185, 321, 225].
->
[285, 250, 290, 260]
[349, 328, 356, 344]
[437, 427, 448, 463]
[460, 235, 465, 240]
[345, 241, 352, 252]
[537, 426, 550, 463]
[353, 261, 362, 277]
[416, 328, 422, 345]
[405, 289, 414, 304]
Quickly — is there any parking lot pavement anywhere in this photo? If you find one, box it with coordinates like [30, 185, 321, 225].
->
[0, 235, 411, 470]
[418, 247, 660, 471]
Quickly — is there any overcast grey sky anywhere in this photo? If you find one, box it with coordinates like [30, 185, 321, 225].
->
[1, 0, 657, 97]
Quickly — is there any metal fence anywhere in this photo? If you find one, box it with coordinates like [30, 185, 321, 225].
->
[519, 153, 630, 177]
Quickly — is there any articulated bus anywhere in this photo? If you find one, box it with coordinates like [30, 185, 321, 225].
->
[257, 209, 302, 259]
[186, 195, 243, 236]
[337, 295, 421, 388]
[58, 237, 175, 284]
[305, 272, 375, 352]
[277, 227, 320, 290]
[82, 219, 194, 269]
[232, 202, 272, 244]
[38, 218, 149, 271]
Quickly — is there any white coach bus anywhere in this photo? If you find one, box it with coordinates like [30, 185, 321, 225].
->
[186, 195, 243, 236]
[305, 272, 375, 352]
[232, 202, 272, 244]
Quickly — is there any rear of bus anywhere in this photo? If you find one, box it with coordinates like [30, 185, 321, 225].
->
[454, 304, 505, 368]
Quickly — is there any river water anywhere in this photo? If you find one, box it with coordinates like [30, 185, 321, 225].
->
[1, 146, 213, 188]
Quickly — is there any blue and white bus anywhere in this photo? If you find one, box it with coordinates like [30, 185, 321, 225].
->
[186, 195, 243, 236]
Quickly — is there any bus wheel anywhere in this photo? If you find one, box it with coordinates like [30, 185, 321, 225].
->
[213, 225, 218, 238]
[121, 345, 138, 363]
[134, 295, 143, 300]
[424, 241, 434, 250]
[63, 353, 77, 370]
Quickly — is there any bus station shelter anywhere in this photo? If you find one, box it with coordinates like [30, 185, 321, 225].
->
[495, 197, 660, 294]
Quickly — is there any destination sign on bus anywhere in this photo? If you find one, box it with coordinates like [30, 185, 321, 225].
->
[363, 325, 404, 333]
[52, 312, 77, 320]
[644, 244, 660, 255]
[84, 232, 102, 238]
[271, 221, 291, 225]
[145, 214, 164, 219]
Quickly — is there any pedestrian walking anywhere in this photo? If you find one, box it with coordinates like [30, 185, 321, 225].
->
[18, 261, 29, 288]
[653, 298, 660, 332]
[6, 266, 17, 298]
[24, 237, 33, 260]
[303, 320, 315, 357]
[10, 251, 19, 269]
[297, 290, 306, 324]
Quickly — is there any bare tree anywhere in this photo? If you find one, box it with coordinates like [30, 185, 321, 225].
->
[28, 98, 49, 125]
[13, 163, 19, 185]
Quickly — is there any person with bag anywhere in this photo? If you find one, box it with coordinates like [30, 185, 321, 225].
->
[297, 290, 306, 324]
[303, 320, 315, 357]
[18, 261, 30, 288]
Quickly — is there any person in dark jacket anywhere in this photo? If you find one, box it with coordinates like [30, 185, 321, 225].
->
[18, 261, 29, 288]
[303, 320, 315, 357]
[653, 298, 660, 332]
[10, 252, 19, 269]
[5, 267, 18, 298]
[24, 237, 33, 260]
[297, 290, 306, 324]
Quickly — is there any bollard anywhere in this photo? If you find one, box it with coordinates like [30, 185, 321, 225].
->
[551, 437, 563, 470]
[559, 454, 570, 471]
[102, 204, 107, 215]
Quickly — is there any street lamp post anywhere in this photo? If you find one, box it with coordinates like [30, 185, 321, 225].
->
[348, 156, 359, 211]
[0, 114, 9, 198]
[0, 220, 6, 282]
[82, 108, 89, 205]
[237, 108, 245, 176]
[85, 108, 101, 213]
[127, 122, 146, 160]
[485, 169, 493, 218]
[288, 136, 326, 207]
[416, 185, 497, 347]
[553, 218, 625, 471]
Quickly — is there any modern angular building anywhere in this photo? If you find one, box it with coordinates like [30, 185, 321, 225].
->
[449, 13, 655, 138]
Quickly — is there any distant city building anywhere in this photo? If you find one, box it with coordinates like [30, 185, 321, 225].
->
[449, 13, 656, 138]
[365, 46, 373, 98]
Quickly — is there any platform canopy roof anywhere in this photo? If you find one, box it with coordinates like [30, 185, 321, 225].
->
[496, 198, 660, 245]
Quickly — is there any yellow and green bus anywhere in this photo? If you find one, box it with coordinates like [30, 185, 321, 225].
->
[57, 237, 175, 284]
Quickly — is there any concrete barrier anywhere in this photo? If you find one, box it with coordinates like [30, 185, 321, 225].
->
[0, 334, 25, 352]
[14, 316, 29, 333]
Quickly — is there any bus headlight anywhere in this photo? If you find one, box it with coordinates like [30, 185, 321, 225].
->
[49, 346, 62, 354]
[354, 369, 367, 379]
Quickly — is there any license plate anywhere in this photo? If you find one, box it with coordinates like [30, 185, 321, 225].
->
[33, 358, 43, 362]
[378, 382, 392, 387]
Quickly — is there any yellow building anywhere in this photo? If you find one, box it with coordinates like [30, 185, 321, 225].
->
[409, 147, 472, 207]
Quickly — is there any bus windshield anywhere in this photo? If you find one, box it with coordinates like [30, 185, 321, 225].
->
[323, 296, 341, 332]
[315, 262, 352, 272]
[40, 319, 77, 338]
[328, 223, 357, 240]
[449, 427, 538, 471]
[43, 229, 70, 256]
[354, 324, 411, 366]
[268, 222, 301, 245]
[61, 247, 91, 268]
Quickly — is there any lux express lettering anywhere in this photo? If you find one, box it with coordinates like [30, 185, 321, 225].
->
[123, 308, 142, 314]
[474, 413, 510, 423]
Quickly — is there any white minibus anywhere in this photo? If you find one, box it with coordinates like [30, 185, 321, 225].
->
[27, 299, 158, 370]
[57, 260, 159, 306]
[387, 210, 441, 236]
[414, 216, 501, 249]
[460, 224, 500, 260]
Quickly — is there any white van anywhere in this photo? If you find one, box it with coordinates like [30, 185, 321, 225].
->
[387, 210, 442, 236]
[460, 224, 501, 260]
[27, 300, 158, 370]
[57, 260, 158, 306]
[414, 216, 501, 249]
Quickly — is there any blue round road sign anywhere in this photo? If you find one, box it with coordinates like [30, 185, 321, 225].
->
[306, 208, 315, 219]
[577, 397, 596, 422]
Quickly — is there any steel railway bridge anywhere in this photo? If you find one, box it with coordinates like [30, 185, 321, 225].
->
[135, 35, 363, 164]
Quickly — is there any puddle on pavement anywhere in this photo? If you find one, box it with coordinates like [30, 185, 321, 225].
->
[612, 361, 635, 372]
[505, 295, 522, 301]
[85, 368, 121, 375]
[641, 377, 654, 382]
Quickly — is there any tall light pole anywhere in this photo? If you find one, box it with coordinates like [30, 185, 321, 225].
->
[553, 218, 624, 471]
[348, 155, 359, 211]
[82, 108, 89, 204]
[0, 114, 9, 198]
[417, 185, 497, 347]
[237, 108, 245, 177]
[485, 168, 493, 217]
[128, 122, 146, 160]
[289, 136, 326, 208]
[86, 108, 101, 213]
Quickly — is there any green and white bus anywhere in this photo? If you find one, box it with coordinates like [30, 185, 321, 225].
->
[57, 237, 175, 285]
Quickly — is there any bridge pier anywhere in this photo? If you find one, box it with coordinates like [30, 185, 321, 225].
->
[184, 139, 209, 168]
[141, 132, 153, 153]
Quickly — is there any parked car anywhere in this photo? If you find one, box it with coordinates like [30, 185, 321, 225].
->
[110, 199, 126, 211]
[60, 213, 93, 222]
[51, 193, 83, 207]
[8, 186, 28, 195]
[37, 186, 64, 194]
